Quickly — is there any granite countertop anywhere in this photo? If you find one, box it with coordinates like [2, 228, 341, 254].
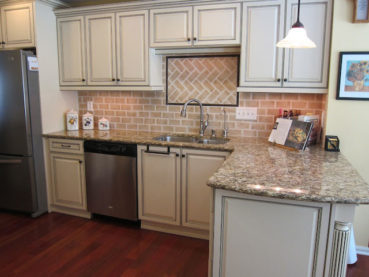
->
[44, 130, 369, 204]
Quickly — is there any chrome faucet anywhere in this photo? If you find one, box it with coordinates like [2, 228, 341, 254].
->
[180, 98, 209, 136]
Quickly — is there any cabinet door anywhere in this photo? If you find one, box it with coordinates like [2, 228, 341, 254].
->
[212, 190, 330, 277]
[50, 153, 87, 210]
[150, 7, 192, 47]
[283, 0, 331, 88]
[137, 146, 181, 225]
[182, 149, 229, 230]
[240, 1, 284, 87]
[86, 13, 116, 85]
[193, 3, 241, 46]
[1, 3, 34, 48]
[116, 11, 148, 85]
[57, 16, 86, 86]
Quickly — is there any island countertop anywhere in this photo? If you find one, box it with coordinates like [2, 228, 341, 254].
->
[44, 130, 369, 204]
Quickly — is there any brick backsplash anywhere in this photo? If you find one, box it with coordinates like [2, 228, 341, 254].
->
[78, 91, 326, 138]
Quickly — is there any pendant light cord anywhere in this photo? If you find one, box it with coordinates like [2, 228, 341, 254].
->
[292, 0, 304, 28]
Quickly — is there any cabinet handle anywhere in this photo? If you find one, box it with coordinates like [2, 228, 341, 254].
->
[61, 144, 72, 148]
[112, 78, 116, 81]
[0, 159, 21, 164]
[284, 78, 288, 82]
[193, 37, 197, 41]
[277, 78, 281, 82]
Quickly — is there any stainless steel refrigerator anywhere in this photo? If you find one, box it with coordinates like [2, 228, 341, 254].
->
[0, 50, 47, 217]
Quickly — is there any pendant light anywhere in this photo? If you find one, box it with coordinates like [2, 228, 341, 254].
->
[276, 0, 316, 48]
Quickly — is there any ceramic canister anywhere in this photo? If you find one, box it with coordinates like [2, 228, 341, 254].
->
[66, 110, 79, 130]
[98, 117, 110, 130]
[82, 112, 94, 130]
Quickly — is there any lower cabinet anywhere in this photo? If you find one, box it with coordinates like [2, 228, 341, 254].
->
[137, 145, 229, 238]
[47, 139, 89, 218]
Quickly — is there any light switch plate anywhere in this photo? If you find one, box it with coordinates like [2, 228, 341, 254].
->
[236, 107, 257, 120]
[87, 101, 94, 111]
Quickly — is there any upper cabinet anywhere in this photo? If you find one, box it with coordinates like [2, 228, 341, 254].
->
[86, 13, 116, 86]
[57, 10, 162, 90]
[150, 3, 241, 48]
[57, 16, 86, 86]
[239, 0, 332, 92]
[0, 3, 35, 48]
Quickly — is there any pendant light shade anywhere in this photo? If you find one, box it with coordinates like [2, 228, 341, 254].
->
[276, 0, 316, 48]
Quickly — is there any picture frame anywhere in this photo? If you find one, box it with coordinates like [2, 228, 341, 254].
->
[336, 52, 369, 101]
[353, 0, 369, 23]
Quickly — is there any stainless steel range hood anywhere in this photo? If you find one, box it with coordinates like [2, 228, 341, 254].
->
[154, 46, 240, 56]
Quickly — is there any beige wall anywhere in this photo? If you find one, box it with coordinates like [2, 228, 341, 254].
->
[34, 1, 78, 133]
[326, 0, 369, 247]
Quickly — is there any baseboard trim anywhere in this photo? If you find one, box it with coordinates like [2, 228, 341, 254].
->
[356, 246, 369, 256]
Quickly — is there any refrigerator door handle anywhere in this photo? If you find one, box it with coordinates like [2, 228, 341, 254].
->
[0, 159, 22, 164]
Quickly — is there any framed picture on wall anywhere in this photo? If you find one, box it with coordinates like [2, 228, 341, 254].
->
[337, 52, 369, 100]
[353, 0, 369, 23]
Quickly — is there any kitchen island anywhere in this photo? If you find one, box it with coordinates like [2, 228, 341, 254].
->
[44, 130, 369, 277]
[207, 139, 369, 277]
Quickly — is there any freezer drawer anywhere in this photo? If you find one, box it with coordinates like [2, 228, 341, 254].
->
[85, 152, 137, 221]
[0, 155, 37, 212]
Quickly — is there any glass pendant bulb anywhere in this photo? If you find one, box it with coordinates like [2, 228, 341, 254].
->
[276, 0, 316, 49]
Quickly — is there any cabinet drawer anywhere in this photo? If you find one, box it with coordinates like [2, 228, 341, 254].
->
[49, 139, 84, 154]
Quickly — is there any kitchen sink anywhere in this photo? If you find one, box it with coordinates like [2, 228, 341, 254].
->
[153, 135, 229, 145]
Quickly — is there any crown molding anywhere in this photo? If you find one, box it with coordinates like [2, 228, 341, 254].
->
[54, 0, 239, 16]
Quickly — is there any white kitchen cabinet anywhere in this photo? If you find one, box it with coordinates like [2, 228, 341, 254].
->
[137, 145, 181, 226]
[86, 13, 116, 85]
[0, 3, 34, 48]
[138, 144, 229, 237]
[150, 7, 192, 48]
[57, 16, 86, 86]
[212, 189, 330, 277]
[239, 0, 332, 91]
[283, 0, 331, 88]
[240, 1, 284, 87]
[116, 10, 148, 85]
[193, 3, 240, 46]
[150, 3, 240, 48]
[181, 149, 229, 230]
[48, 139, 88, 215]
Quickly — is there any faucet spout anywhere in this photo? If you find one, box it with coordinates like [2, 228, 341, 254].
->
[181, 98, 208, 136]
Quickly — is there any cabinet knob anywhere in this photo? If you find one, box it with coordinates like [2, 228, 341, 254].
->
[112, 78, 116, 81]
[116, 78, 120, 82]
[187, 38, 191, 42]
[277, 78, 281, 82]
[82, 78, 85, 82]
[79, 160, 82, 164]
[193, 37, 197, 41]
[284, 78, 288, 82]
[1, 41, 5, 45]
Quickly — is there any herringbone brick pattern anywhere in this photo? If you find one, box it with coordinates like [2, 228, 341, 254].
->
[167, 56, 238, 105]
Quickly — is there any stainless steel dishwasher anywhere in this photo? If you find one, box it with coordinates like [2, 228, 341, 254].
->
[84, 141, 137, 221]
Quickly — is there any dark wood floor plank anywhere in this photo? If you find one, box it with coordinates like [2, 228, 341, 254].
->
[2, 211, 368, 277]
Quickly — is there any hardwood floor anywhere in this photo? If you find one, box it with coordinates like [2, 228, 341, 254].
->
[0, 212, 208, 277]
[1, 211, 369, 277]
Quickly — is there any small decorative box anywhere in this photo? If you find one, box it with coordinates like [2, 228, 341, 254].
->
[98, 118, 110, 130]
[325, 135, 340, 152]
[66, 110, 79, 131]
[82, 112, 94, 130]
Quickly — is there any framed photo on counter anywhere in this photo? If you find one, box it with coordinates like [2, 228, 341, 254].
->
[337, 52, 369, 100]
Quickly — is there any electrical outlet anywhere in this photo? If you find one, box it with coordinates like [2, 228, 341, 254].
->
[236, 107, 257, 120]
[87, 101, 94, 111]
